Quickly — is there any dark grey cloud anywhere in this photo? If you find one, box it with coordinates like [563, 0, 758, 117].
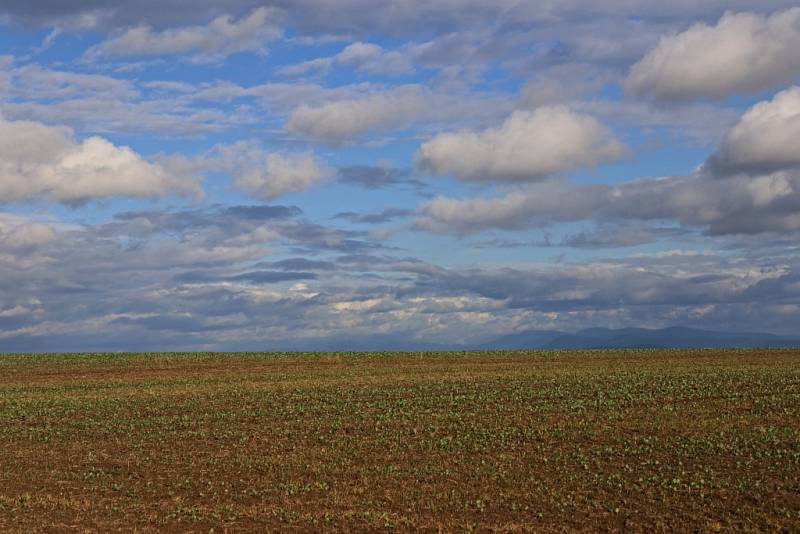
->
[408, 255, 799, 318]
[334, 208, 413, 225]
[108, 204, 383, 254]
[562, 225, 692, 248]
[228, 270, 316, 283]
[468, 238, 538, 250]
[468, 225, 693, 250]
[256, 258, 337, 271]
[108, 314, 233, 333]
[223, 204, 303, 220]
[337, 165, 422, 189]
[3, 1, 798, 35]
[173, 269, 316, 284]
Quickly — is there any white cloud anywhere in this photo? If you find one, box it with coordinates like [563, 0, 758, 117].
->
[0, 222, 57, 250]
[0, 65, 262, 136]
[0, 116, 201, 203]
[416, 107, 627, 182]
[278, 57, 334, 77]
[280, 41, 413, 78]
[2, 64, 406, 139]
[518, 64, 612, 109]
[708, 86, 800, 174]
[416, 181, 609, 234]
[84, 7, 282, 62]
[417, 192, 533, 234]
[335, 42, 413, 75]
[7, 64, 139, 100]
[212, 142, 332, 199]
[575, 98, 741, 146]
[626, 8, 800, 100]
[285, 86, 426, 142]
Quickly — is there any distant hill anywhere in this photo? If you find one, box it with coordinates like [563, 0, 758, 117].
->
[482, 326, 800, 350]
[478, 330, 566, 349]
[216, 326, 800, 352]
[222, 333, 459, 352]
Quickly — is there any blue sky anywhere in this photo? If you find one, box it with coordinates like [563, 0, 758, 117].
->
[1, 1, 800, 350]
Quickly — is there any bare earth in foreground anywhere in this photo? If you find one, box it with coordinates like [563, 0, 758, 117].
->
[0, 349, 798, 532]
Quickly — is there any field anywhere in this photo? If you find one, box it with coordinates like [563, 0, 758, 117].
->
[0, 349, 799, 532]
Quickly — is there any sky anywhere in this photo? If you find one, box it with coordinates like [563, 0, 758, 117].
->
[1, 1, 800, 351]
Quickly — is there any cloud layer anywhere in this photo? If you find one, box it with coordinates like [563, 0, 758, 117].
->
[2, 205, 797, 349]
[419, 169, 800, 237]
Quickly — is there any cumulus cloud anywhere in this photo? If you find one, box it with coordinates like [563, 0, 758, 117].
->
[707, 86, 800, 175]
[416, 107, 627, 182]
[285, 86, 426, 143]
[209, 142, 332, 199]
[0, 116, 201, 204]
[84, 7, 282, 62]
[626, 8, 800, 100]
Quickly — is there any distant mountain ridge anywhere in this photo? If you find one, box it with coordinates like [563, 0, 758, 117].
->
[220, 326, 800, 352]
[483, 326, 800, 350]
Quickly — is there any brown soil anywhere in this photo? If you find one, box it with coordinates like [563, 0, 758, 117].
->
[0, 349, 798, 532]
